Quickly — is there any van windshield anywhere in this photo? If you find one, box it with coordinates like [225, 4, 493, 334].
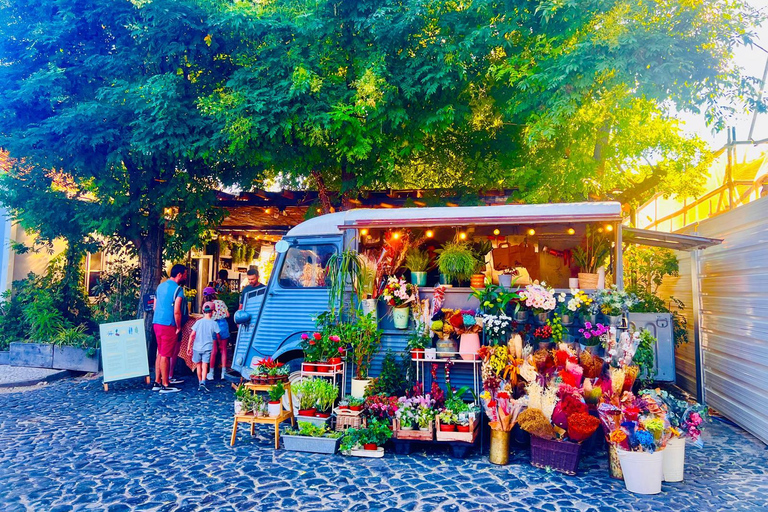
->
[278, 244, 337, 288]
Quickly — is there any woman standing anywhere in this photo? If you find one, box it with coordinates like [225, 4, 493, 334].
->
[202, 287, 230, 381]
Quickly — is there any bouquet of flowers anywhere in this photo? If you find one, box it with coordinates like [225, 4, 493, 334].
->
[563, 289, 593, 315]
[381, 276, 418, 308]
[480, 387, 526, 431]
[593, 285, 637, 316]
[430, 308, 456, 340]
[518, 282, 557, 314]
[598, 391, 671, 452]
[447, 309, 482, 335]
[482, 314, 513, 345]
[640, 389, 709, 444]
[578, 321, 609, 347]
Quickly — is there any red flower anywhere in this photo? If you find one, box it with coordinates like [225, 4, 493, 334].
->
[313, 332, 322, 340]
[309, 340, 316, 346]
[496, 392, 510, 399]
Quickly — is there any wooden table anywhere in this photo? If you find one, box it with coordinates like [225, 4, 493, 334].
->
[230, 382, 295, 448]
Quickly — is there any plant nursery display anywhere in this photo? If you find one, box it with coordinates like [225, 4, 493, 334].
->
[283, 421, 343, 454]
[436, 241, 481, 285]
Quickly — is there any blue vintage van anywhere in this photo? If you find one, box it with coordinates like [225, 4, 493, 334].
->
[230, 202, 657, 391]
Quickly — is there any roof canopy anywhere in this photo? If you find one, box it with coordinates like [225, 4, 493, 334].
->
[286, 202, 622, 237]
[622, 227, 722, 251]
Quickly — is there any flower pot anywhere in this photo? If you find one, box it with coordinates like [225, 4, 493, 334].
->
[267, 375, 276, 384]
[663, 436, 686, 482]
[411, 271, 427, 286]
[350, 378, 371, 399]
[283, 434, 341, 454]
[439, 273, 452, 286]
[489, 429, 510, 465]
[581, 314, 597, 325]
[316, 412, 331, 418]
[436, 338, 458, 359]
[234, 401, 243, 415]
[514, 310, 528, 322]
[578, 272, 599, 289]
[608, 444, 623, 480]
[304, 363, 316, 373]
[298, 408, 317, 417]
[363, 443, 378, 451]
[534, 312, 549, 325]
[608, 315, 623, 327]
[439, 423, 456, 432]
[338, 405, 350, 410]
[561, 313, 573, 326]
[361, 298, 378, 323]
[52, 346, 100, 372]
[267, 402, 282, 417]
[349, 405, 363, 412]
[470, 273, 486, 288]
[392, 306, 410, 329]
[411, 348, 424, 360]
[459, 332, 480, 361]
[498, 274, 513, 288]
[617, 448, 664, 494]
[315, 362, 329, 373]
[457, 424, 470, 433]
[400, 423, 414, 431]
[327, 357, 342, 370]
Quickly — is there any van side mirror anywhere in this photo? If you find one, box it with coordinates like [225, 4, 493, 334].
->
[275, 240, 291, 254]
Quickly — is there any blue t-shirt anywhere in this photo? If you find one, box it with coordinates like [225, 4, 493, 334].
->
[192, 317, 220, 352]
[153, 279, 181, 327]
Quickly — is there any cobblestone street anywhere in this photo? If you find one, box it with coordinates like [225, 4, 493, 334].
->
[1, 375, 766, 512]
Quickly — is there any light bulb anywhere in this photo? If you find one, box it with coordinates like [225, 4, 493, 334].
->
[527, 228, 536, 236]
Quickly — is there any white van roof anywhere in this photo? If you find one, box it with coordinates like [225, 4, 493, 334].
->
[285, 201, 622, 237]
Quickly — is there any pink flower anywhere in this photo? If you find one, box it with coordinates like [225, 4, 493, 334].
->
[329, 335, 340, 342]
[301, 333, 309, 340]
[313, 332, 322, 341]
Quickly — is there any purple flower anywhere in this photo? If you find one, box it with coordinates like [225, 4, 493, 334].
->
[584, 321, 592, 329]
[583, 333, 592, 339]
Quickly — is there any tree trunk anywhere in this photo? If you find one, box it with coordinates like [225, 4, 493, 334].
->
[137, 215, 165, 351]
[340, 159, 355, 211]
[312, 170, 333, 214]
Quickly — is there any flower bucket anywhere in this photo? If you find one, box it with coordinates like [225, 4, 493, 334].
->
[578, 272, 599, 289]
[489, 429, 510, 465]
[608, 315, 623, 327]
[534, 312, 549, 325]
[498, 274, 513, 288]
[392, 306, 410, 329]
[361, 298, 378, 323]
[561, 313, 573, 326]
[436, 338, 458, 359]
[514, 310, 528, 322]
[459, 333, 480, 361]
[617, 448, 664, 494]
[663, 437, 686, 482]
[411, 271, 427, 286]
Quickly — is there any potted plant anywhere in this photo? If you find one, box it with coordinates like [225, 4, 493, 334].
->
[448, 310, 482, 361]
[348, 313, 382, 397]
[293, 378, 320, 417]
[381, 276, 418, 329]
[406, 324, 431, 360]
[283, 421, 343, 454]
[267, 381, 285, 417]
[325, 249, 366, 317]
[470, 283, 519, 316]
[437, 410, 458, 432]
[594, 285, 637, 326]
[338, 397, 350, 411]
[348, 396, 364, 412]
[469, 239, 492, 288]
[436, 241, 480, 286]
[405, 248, 430, 286]
[234, 384, 247, 415]
[314, 378, 339, 418]
[562, 289, 593, 326]
[578, 321, 609, 355]
[518, 283, 557, 324]
[498, 268, 518, 288]
[300, 332, 323, 372]
[573, 225, 611, 289]
[481, 314, 513, 346]
[357, 253, 380, 322]
[51, 324, 101, 372]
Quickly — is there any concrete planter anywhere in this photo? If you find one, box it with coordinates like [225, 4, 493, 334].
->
[0, 351, 9, 365]
[282, 434, 340, 454]
[53, 346, 101, 372]
[9, 342, 53, 368]
[295, 415, 331, 428]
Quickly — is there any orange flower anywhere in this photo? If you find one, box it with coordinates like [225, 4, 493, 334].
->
[609, 429, 627, 444]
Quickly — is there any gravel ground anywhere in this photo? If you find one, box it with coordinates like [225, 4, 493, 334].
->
[0, 375, 766, 512]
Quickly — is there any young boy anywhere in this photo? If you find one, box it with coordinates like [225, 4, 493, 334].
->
[187, 302, 220, 392]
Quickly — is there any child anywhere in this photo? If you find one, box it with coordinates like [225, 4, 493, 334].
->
[202, 287, 230, 381]
[187, 302, 220, 392]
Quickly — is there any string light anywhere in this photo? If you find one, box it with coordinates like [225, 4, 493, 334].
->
[360, 228, 369, 236]
[459, 232, 467, 240]
[392, 232, 401, 240]
[426, 230, 434, 238]
[605, 224, 614, 232]
[527, 228, 536, 236]
[264, 208, 272, 215]
[567, 227, 576, 235]
[493, 229, 500, 236]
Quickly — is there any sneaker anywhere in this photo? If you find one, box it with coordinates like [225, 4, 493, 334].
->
[220, 372, 228, 381]
[159, 385, 181, 394]
[199, 383, 209, 393]
[206, 371, 214, 381]
[169, 378, 184, 385]
[151, 382, 162, 391]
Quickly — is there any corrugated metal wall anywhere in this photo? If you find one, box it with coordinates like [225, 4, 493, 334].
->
[658, 196, 768, 445]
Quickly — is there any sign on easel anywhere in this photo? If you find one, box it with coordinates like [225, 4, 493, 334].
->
[99, 319, 150, 391]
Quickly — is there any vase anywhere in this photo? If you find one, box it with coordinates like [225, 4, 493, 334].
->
[410, 271, 427, 286]
[436, 338, 458, 359]
[608, 444, 623, 479]
[578, 272, 599, 289]
[439, 273, 452, 286]
[361, 298, 378, 323]
[392, 306, 410, 329]
[459, 333, 480, 361]
[350, 378, 371, 399]
[663, 436, 686, 482]
[617, 448, 664, 494]
[498, 274, 513, 288]
[608, 315, 623, 327]
[535, 312, 549, 325]
[561, 313, 573, 326]
[489, 429, 510, 465]
[514, 310, 528, 322]
[470, 274, 486, 288]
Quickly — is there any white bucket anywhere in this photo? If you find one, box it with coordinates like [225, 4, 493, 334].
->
[267, 402, 282, 417]
[350, 378, 371, 399]
[617, 448, 664, 494]
[663, 436, 686, 482]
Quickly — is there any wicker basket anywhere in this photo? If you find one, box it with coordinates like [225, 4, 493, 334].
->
[577, 272, 599, 289]
[335, 413, 365, 431]
[530, 436, 582, 475]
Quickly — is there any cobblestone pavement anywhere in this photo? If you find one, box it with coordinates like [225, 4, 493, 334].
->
[0, 364, 69, 389]
[1, 375, 766, 512]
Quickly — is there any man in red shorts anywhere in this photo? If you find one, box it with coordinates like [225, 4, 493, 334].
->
[151, 264, 187, 393]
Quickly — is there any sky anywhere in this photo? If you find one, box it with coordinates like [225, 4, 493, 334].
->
[677, 0, 768, 151]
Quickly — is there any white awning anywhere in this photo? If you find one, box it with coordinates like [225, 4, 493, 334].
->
[622, 227, 722, 251]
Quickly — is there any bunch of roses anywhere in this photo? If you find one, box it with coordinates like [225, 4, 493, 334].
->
[518, 283, 557, 313]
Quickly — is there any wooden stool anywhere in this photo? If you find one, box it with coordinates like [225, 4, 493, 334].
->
[230, 382, 295, 448]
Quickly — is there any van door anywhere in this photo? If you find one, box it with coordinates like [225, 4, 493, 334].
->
[232, 238, 339, 375]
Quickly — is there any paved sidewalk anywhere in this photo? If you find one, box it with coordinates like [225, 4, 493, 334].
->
[0, 376, 766, 512]
[0, 364, 71, 390]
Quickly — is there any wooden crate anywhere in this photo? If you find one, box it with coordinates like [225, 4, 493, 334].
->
[334, 409, 365, 431]
[392, 419, 434, 441]
[435, 412, 480, 443]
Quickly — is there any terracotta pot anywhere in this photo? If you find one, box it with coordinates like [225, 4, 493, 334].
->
[411, 348, 424, 360]
[304, 363, 316, 373]
[470, 274, 486, 288]
[339, 405, 350, 410]
[439, 423, 456, 432]
[298, 408, 317, 417]
[457, 425, 470, 433]
[349, 405, 362, 412]
[363, 443, 378, 451]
